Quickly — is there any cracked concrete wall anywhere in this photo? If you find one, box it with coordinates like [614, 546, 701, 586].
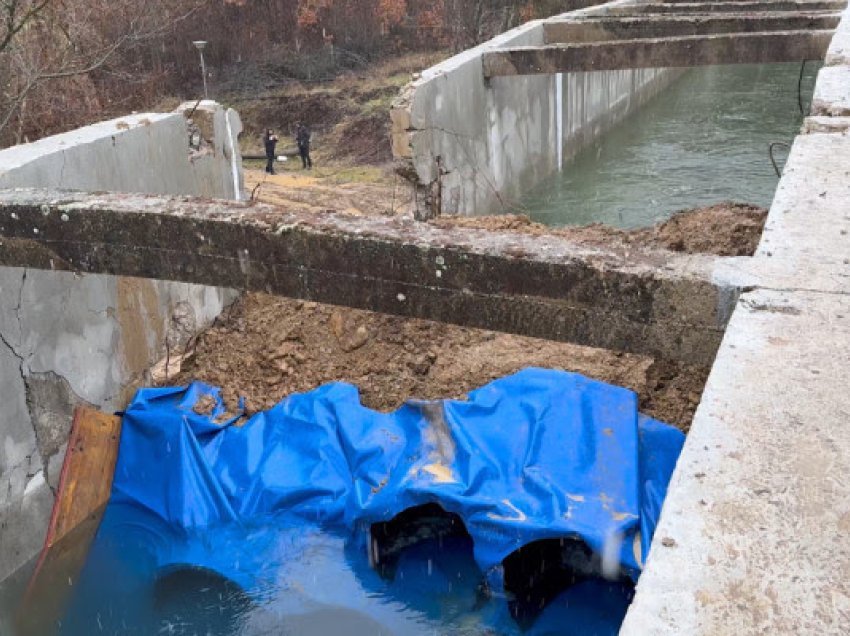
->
[0, 104, 242, 582]
[0, 102, 244, 200]
[0, 269, 236, 581]
[391, 1, 681, 218]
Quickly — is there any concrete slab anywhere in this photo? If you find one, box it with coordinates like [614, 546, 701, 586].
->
[753, 131, 850, 294]
[824, 6, 850, 62]
[622, 288, 850, 634]
[607, 0, 847, 14]
[483, 30, 832, 77]
[801, 114, 850, 132]
[0, 189, 737, 366]
[544, 13, 841, 43]
[811, 64, 850, 114]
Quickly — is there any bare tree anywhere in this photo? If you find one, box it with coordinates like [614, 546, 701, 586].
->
[0, 0, 200, 146]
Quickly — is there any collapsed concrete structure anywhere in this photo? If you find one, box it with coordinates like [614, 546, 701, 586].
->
[0, 102, 241, 586]
[1, 0, 849, 634]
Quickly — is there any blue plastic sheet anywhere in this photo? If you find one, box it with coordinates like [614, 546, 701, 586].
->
[61, 368, 684, 635]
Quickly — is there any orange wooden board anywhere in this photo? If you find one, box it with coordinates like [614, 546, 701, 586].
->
[16, 407, 122, 634]
[48, 407, 121, 548]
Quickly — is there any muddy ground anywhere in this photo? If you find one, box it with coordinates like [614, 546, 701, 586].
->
[171, 294, 709, 432]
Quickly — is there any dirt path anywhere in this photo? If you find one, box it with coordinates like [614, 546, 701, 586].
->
[245, 166, 412, 217]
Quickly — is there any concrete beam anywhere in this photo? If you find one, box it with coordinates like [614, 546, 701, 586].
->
[544, 13, 841, 43]
[0, 189, 738, 366]
[605, 1, 846, 15]
[811, 64, 850, 114]
[483, 30, 832, 77]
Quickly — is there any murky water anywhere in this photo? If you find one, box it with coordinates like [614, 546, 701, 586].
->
[1, 511, 633, 636]
[521, 62, 821, 228]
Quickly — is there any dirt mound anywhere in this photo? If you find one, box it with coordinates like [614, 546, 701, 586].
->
[169, 294, 708, 432]
[327, 112, 393, 164]
[647, 203, 767, 256]
[434, 202, 768, 257]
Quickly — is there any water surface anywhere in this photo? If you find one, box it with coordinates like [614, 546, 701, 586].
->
[521, 62, 821, 228]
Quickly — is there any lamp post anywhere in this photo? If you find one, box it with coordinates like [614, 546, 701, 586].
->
[192, 40, 209, 100]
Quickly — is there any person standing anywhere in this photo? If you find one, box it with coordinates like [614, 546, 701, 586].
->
[296, 123, 313, 170]
[264, 129, 278, 175]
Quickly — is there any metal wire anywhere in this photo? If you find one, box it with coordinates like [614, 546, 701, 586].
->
[769, 141, 791, 178]
[798, 60, 809, 116]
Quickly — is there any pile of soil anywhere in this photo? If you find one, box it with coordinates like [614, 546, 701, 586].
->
[170, 294, 709, 433]
[433, 202, 768, 257]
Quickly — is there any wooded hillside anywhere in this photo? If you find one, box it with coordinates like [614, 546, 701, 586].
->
[0, 0, 567, 146]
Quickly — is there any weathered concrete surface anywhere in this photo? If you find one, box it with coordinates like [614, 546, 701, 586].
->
[825, 6, 850, 62]
[0, 268, 235, 581]
[391, 2, 680, 218]
[811, 64, 850, 114]
[544, 13, 841, 43]
[607, 0, 847, 14]
[0, 103, 244, 201]
[801, 113, 850, 131]
[622, 290, 850, 635]
[0, 189, 743, 367]
[483, 30, 833, 76]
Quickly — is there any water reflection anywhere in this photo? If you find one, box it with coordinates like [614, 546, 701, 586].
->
[521, 62, 821, 228]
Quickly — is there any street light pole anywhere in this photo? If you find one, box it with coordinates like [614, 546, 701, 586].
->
[192, 40, 209, 100]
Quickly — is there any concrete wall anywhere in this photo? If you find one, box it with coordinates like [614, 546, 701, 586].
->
[621, 8, 850, 633]
[0, 271, 235, 582]
[0, 102, 244, 200]
[0, 103, 242, 583]
[391, 2, 680, 218]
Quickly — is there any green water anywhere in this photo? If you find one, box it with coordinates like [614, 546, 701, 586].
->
[521, 62, 821, 229]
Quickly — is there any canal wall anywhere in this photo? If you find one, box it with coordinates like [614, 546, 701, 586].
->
[391, 2, 681, 218]
[0, 102, 244, 200]
[622, 7, 850, 634]
[0, 104, 241, 582]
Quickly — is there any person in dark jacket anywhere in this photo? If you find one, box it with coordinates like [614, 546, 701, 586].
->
[264, 129, 278, 174]
[296, 123, 313, 170]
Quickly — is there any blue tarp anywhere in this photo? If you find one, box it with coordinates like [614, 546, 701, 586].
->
[61, 368, 684, 635]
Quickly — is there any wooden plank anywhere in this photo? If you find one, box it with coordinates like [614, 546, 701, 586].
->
[15, 407, 121, 635]
[46, 407, 122, 547]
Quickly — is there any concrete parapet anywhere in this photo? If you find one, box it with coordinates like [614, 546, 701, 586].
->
[622, 289, 850, 635]
[608, 0, 847, 14]
[0, 103, 244, 201]
[812, 64, 850, 114]
[0, 189, 741, 367]
[0, 104, 244, 584]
